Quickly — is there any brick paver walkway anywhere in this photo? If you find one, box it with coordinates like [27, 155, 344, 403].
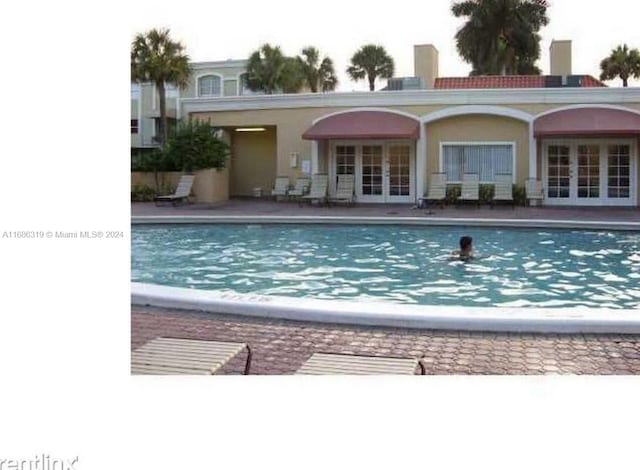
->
[132, 200, 640, 222]
[132, 307, 640, 375]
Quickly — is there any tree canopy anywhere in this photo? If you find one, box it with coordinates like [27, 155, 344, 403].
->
[600, 44, 640, 87]
[297, 47, 338, 92]
[452, 0, 549, 76]
[164, 120, 230, 172]
[347, 44, 395, 91]
[131, 28, 191, 147]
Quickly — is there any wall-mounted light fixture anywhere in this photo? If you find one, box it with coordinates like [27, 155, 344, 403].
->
[235, 127, 266, 132]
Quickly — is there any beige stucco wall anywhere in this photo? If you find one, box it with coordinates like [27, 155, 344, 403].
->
[190, 102, 640, 202]
[224, 79, 238, 97]
[425, 115, 530, 186]
[131, 169, 229, 204]
[229, 127, 277, 196]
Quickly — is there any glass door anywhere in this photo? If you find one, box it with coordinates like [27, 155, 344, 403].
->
[577, 144, 600, 200]
[545, 141, 635, 206]
[385, 144, 414, 203]
[360, 145, 384, 202]
[546, 144, 571, 204]
[607, 144, 631, 199]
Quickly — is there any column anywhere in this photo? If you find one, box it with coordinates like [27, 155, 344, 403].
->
[415, 123, 426, 204]
[529, 123, 537, 179]
[311, 140, 319, 175]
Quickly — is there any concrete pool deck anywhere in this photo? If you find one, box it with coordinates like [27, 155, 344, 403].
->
[132, 306, 640, 375]
[132, 199, 640, 223]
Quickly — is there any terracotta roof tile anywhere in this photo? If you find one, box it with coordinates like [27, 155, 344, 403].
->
[434, 75, 606, 89]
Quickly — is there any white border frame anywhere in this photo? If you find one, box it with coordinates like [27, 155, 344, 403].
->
[438, 141, 517, 184]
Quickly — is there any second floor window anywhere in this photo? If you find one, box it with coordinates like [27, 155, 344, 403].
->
[198, 75, 222, 97]
[131, 119, 139, 134]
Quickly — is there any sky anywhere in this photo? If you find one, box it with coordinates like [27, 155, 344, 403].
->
[129, 0, 640, 90]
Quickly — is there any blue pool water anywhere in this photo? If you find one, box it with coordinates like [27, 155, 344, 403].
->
[131, 224, 640, 309]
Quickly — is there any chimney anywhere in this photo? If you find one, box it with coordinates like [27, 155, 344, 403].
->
[414, 44, 439, 89]
[550, 40, 572, 76]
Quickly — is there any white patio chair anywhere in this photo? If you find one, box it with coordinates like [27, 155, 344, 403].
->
[526, 179, 544, 206]
[420, 172, 447, 209]
[458, 173, 480, 207]
[329, 174, 355, 205]
[296, 352, 425, 375]
[287, 177, 311, 201]
[492, 173, 514, 208]
[154, 174, 195, 206]
[271, 176, 290, 200]
[131, 337, 252, 375]
[302, 174, 329, 205]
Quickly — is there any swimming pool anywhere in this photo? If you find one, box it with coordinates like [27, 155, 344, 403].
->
[131, 224, 640, 310]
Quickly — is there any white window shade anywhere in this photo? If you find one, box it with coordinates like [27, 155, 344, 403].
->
[443, 144, 513, 183]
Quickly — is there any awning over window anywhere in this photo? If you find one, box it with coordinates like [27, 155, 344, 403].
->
[534, 107, 640, 137]
[302, 111, 420, 140]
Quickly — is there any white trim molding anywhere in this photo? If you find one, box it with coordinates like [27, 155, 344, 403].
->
[181, 87, 640, 114]
[421, 105, 534, 124]
[311, 107, 421, 125]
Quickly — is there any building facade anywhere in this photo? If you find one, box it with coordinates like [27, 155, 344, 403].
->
[131, 59, 251, 152]
[133, 42, 640, 207]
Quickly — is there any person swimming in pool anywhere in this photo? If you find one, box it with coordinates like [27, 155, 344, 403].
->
[451, 236, 475, 261]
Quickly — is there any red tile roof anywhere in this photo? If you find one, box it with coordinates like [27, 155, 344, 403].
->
[434, 75, 606, 89]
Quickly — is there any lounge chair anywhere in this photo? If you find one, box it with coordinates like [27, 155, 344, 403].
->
[271, 176, 290, 201]
[296, 352, 425, 375]
[287, 177, 311, 202]
[131, 337, 252, 375]
[154, 174, 195, 206]
[419, 172, 447, 209]
[492, 173, 515, 208]
[302, 174, 329, 206]
[458, 173, 480, 207]
[329, 174, 355, 205]
[526, 178, 544, 206]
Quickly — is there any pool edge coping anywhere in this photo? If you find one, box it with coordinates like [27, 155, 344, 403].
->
[130, 215, 640, 231]
[131, 282, 640, 335]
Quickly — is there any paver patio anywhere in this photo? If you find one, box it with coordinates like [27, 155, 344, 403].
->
[132, 199, 640, 222]
[131, 307, 640, 375]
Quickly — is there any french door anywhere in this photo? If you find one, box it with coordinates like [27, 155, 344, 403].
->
[544, 140, 636, 206]
[331, 142, 415, 203]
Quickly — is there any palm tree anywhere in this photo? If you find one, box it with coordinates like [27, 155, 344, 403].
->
[131, 28, 191, 148]
[452, 0, 549, 76]
[244, 44, 305, 94]
[297, 47, 338, 92]
[600, 44, 640, 87]
[279, 57, 306, 94]
[347, 44, 395, 91]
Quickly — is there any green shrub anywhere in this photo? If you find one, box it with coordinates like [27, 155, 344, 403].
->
[513, 185, 526, 206]
[444, 183, 527, 206]
[131, 184, 156, 202]
[164, 119, 230, 172]
[479, 184, 494, 205]
[445, 185, 461, 204]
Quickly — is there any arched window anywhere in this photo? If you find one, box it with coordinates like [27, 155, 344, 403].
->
[198, 75, 222, 97]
